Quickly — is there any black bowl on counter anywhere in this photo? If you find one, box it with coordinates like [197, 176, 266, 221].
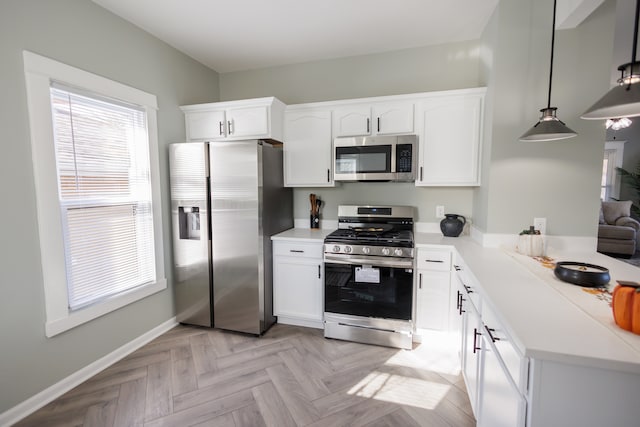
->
[553, 262, 610, 287]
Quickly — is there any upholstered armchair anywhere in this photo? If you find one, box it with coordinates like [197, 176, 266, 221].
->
[598, 201, 640, 256]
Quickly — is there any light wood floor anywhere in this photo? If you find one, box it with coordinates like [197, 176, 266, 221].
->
[15, 324, 475, 427]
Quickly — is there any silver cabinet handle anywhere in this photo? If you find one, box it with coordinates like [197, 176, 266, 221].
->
[318, 265, 321, 279]
[377, 117, 380, 132]
[289, 249, 304, 253]
[227, 120, 233, 135]
[420, 166, 423, 181]
[327, 169, 330, 182]
[219, 121, 224, 136]
[418, 273, 422, 289]
[424, 259, 444, 263]
[366, 118, 370, 133]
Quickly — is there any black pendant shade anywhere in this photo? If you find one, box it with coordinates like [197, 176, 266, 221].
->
[520, 0, 577, 142]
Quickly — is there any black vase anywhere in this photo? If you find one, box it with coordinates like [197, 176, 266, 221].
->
[440, 214, 466, 237]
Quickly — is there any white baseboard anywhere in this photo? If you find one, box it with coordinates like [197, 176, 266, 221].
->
[0, 317, 178, 427]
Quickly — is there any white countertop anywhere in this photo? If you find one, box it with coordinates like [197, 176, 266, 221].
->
[271, 228, 332, 242]
[274, 228, 640, 373]
[416, 232, 640, 374]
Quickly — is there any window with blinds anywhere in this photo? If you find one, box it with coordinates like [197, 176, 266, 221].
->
[50, 84, 156, 311]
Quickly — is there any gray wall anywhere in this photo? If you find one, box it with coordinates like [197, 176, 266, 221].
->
[0, 0, 219, 413]
[476, 0, 614, 237]
[220, 41, 484, 223]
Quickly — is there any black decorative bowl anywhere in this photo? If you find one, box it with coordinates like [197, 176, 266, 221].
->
[553, 262, 610, 287]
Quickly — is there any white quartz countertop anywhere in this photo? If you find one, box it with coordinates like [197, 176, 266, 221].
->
[416, 232, 640, 374]
[271, 228, 332, 242]
[274, 229, 640, 372]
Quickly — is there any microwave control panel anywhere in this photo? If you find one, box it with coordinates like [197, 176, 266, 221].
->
[396, 144, 413, 173]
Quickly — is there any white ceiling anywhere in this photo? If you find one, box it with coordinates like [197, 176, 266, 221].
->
[91, 0, 603, 74]
[91, 0, 501, 73]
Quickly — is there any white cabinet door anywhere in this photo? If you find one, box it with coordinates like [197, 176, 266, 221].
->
[415, 270, 451, 331]
[478, 334, 527, 427]
[226, 105, 269, 139]
[283, 109, 334, 187]
[186, 110, 226, 140]
[461, 298, 482, 416]
[450, 272, 465, 345]
[333, 105, 371, 137]
[416, 91, 484, 186]
[273, 241, 323, 327]
[372, 102, 414, 135]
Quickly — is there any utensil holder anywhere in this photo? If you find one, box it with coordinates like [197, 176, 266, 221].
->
[310, 211, 320, 229]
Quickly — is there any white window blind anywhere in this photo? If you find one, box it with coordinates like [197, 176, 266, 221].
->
[50, 84, 156, 311]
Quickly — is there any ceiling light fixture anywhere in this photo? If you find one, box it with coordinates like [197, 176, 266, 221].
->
[520, 0, 577, 142]
[605, 117, 633, 130]
[582, 0, 640, 119]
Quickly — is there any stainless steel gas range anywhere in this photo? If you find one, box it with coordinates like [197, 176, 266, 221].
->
[323, 205, 415, 349]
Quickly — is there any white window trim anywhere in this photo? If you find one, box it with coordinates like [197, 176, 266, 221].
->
[23, 51, 167, 337]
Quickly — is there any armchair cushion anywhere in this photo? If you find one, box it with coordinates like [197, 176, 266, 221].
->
[598, 224, 637, 240]
[602, 200, 633, 225]
[614, 216, 640, 231]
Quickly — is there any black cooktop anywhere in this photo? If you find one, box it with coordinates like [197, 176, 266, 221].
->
[324, 228, 414, 247]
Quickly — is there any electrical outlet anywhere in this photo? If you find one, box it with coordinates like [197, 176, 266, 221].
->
[436, 205, 445, 218]
[534, 217, 546, 235]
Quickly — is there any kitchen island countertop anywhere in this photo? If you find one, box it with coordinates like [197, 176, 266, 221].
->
[416, 232, 640, 374]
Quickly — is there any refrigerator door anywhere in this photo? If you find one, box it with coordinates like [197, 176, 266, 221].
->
[169, 142, 213, 327]
[210, 141, 261, 334]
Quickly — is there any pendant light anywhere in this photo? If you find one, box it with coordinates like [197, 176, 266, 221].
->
[520, 0, 577, 142]
[582, 0, 640, 119]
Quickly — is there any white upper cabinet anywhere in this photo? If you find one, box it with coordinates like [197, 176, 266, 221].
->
[332, 104, 371, 137]
[283, 108, 334, 187]
[185, 110, 227, 140]
[416, 89, 485, 186]
[372, 102, 414, 135]
[333, 101, 414, 137]
[181, 97, 285, 142]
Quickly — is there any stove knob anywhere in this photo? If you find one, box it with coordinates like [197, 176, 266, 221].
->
[344, 246, 353, 254]
[394, 248, 404, 257]
[333, 245, 341, 253]
[381, 247, 390, 256]
[362, 247, 370, 254]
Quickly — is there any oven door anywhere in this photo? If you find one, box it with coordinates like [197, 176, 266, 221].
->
[324, 255, 414, 321]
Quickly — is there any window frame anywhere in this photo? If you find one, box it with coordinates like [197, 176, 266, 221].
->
[23, 51, 167, 337]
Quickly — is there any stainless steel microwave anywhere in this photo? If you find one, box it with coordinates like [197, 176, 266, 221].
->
[333, 135, 417, 182]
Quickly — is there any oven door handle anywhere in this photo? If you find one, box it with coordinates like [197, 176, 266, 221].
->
[324, 254, 413, 269]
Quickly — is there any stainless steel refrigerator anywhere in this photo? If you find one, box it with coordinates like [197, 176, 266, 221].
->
[169, 140, 293, 335]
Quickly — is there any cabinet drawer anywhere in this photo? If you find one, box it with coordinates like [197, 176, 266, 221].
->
[273, 241, 323, 259]
[482, 302, 527, 392]
[417, 249, 452, 271]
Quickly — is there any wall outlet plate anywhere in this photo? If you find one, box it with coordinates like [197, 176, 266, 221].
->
[436, 205, 445, 218]
[534, 217, 546, 235]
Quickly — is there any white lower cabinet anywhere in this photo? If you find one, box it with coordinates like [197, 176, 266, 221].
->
[479, 333, 527, 427]
[415, 248, 452, 331]
[455, 261, 528, 427]
[460, 289, 482, 417]
[272, 240, 324, 328]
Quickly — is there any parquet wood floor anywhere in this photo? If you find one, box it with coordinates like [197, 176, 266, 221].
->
[14, 324, 475, 427]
